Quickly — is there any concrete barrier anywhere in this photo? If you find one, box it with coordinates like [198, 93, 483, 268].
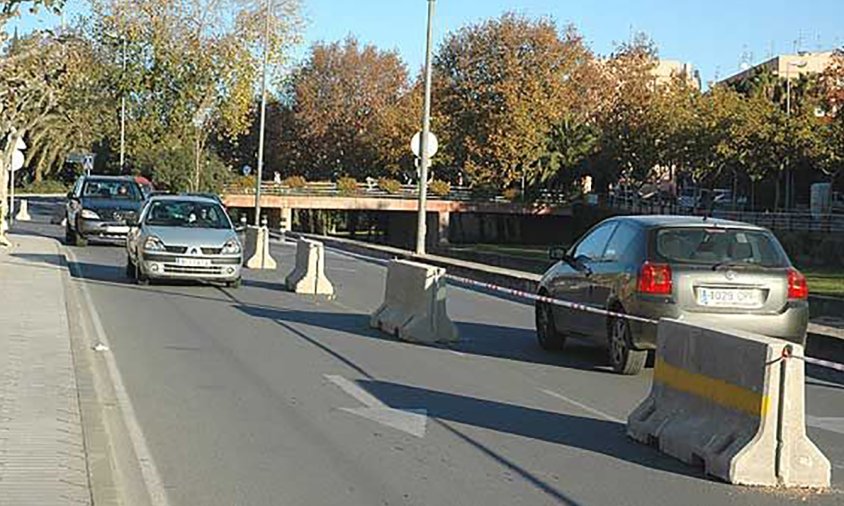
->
[371, 259, 458, 344]
[243, 226, 277, 270]
[627, 319, 830, 488]
[15, 200, 31, 221]
[285, 239, 334, 296]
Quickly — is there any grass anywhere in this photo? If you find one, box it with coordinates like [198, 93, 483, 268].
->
[449, 243, 553, 262]
[802, 270, 844, 298]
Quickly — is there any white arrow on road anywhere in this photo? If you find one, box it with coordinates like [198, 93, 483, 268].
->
[325, 375, 428, 438]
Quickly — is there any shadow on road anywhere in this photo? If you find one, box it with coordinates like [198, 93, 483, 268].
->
[10, 252, 65, 268]
[357, 379, 703, 482]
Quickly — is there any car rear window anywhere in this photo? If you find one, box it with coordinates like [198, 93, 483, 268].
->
[655, 227, 788, 267]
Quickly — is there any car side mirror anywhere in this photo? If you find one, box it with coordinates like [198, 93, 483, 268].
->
[549, 247, 570, 262]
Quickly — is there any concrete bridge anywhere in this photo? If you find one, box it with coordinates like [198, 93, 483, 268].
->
[222, 187, 575, 247]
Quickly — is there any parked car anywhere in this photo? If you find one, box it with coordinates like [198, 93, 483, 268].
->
[535, 215, 809, 375]
[126, 195, 242, 287]
[65, 175, 146, 246]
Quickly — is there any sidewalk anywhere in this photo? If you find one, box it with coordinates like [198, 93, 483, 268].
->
[0, 234, 90, 505]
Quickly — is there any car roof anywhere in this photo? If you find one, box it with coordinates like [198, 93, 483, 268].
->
[607, 215, 764, 231]
[83, 175, 137, 182]
[147, 194, 221, 205]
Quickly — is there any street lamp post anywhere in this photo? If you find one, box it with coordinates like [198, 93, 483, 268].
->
[120, 35, 127, 171]
[784, 60, 807, 211]
[254, 0, 272, 227]
[415, 0, 436, 255]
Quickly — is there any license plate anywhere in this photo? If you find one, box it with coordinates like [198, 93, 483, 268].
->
[103, 226, 129, 234]
[697, 288, 763, 308]
[176, 257, 211, 267]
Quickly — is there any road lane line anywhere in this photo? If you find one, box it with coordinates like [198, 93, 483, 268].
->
[541, 389, 624, 424]
[67, 249, 171, 506]
[806, 416, 844, 436]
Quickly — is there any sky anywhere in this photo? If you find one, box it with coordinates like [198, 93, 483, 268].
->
[7, 0, 844, 86]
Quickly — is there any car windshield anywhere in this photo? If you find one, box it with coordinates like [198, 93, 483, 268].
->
[82, 180, 142, 200]
[144, 200, 231, 229]
[656, 227, 788, 268]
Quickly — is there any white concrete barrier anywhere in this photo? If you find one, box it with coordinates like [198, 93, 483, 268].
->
[15, 199, 31, 221]
[243, 226, 277, 270]
[627, 319, 830, 488]
[371, 259, 458, 344]
[285, 239, 334, 296]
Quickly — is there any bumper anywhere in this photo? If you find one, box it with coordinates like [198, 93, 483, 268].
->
[630, 299, 809, 349]
[141, 253, 242, 281]
[79, 219, 131, 239]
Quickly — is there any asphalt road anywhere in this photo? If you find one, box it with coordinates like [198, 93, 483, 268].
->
[12, 200, 844, 506]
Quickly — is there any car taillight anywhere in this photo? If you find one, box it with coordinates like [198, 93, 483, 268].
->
[638, 262, 673, 295]
[787, 268, 809, 300]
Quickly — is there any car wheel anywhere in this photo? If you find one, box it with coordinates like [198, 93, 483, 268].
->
[64, 223, 74, 245]
[125, 256, 136, 280]
[535, 301, 566, 351]
[135, 263, 149, 286]
[608, 312, 647, 375]
[226, 277, 242, 289]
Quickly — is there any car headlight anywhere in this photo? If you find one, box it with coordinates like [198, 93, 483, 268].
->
[81, 209, 101, 220]
[144, 236, 166, 252]
[222, 239, 241, 255]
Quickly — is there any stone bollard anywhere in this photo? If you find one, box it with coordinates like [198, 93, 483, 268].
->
[627, 319, 830, 488]
[15, 199, 31, 221]
[371, 259, 458, 344]
[285, 239, 334, 296]
[243, 225, 277, 270]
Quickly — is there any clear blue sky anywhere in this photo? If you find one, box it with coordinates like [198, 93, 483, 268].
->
[8, 0, 844, 85]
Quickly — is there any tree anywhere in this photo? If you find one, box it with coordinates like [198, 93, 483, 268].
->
[1, 17, 82, 244]
[434, 13, 592, 189]
[280, 36, 417, 180]
[87, 0, 302, 191]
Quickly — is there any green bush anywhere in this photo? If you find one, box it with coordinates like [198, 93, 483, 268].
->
[229, 175, 257, 193]
[502, 188, 521, 201]
[337, 177, 358, 196]
[429, 179, 451, 197]
[283, 175, 307, 189]
[20, 179, 69, 195]
[377, 177, 402, 194]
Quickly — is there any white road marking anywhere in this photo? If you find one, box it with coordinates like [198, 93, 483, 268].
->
[325, 374, 428, 437]
[541, 389, 624, 424]
[806, 416, 844, 436]
[328, 267, 357, 273]
[67, 249, 171, 506]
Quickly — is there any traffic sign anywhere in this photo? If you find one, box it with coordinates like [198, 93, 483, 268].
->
[8, 150, 24, 172]
[410, 131, 438, 158]
[242, 165, 252, 176]
[83, 155, 94, 174]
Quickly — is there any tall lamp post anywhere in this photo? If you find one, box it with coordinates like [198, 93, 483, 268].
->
[254, 0, 272, 226]
[119, 35, 127, 171]
[785, 59, 807, 211]
[415, 0, 436, 255]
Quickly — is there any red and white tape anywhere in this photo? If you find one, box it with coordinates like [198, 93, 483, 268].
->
[444, 273, 658, 325]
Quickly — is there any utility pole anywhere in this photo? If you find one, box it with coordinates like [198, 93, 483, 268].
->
[785, 59, 807, 211]
[254, 0, 272, 226]
[415, 0, 436, 255]
[120, 35, 127, 171]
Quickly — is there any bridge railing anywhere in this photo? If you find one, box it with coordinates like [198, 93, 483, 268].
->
[223, 181, 576, 205]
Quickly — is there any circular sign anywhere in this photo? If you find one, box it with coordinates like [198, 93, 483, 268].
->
[410, 131, 438, 158]
[242, 165, 252, 176]
[8, 150, 24, 172]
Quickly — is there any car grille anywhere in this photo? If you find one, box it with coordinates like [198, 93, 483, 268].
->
[164, 246, 188, 254]
[98, 209, 136, 223]
[201, 247, 223, 255]
[163, 265, 224, 275]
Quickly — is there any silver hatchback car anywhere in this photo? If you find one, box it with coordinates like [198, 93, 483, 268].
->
[536, 215, 809, 375]
[126, 195, 243, 287]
